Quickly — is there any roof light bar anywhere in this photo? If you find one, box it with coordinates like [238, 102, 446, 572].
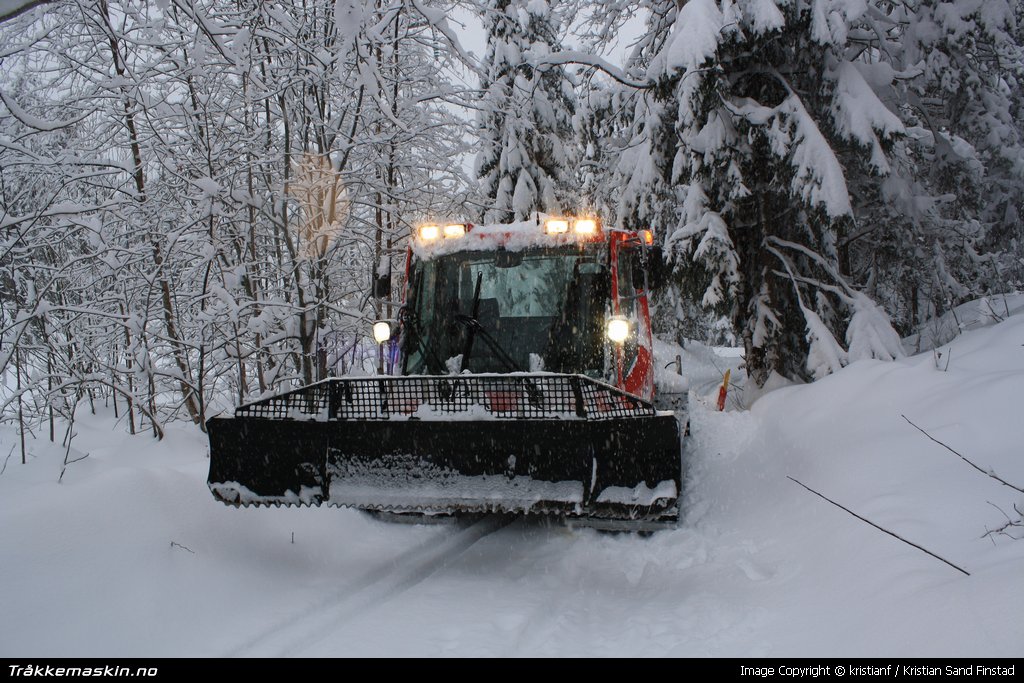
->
[574, 218, 599, 236]
[418, 224, 440, 241]
[543, 218, 570, 235]
[443, 223, 467, 238]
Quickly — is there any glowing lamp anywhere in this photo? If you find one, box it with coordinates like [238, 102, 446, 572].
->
[372, 320, 392, 344]
[606, 316, 631, 344]
[544, 218, 569, 235]
[443, 223, 467, 238]
[418, 224, 440, 241]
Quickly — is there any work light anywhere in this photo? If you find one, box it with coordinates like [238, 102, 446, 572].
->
[573, 218, 599, 235]
[443, 223, 466, 238]
[372, 320, 392, 344]
[543, 218, 569, 235]
[606, 316, 631, 344]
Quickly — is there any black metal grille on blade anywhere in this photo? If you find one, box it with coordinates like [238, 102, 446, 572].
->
[234, 374, 654, 421]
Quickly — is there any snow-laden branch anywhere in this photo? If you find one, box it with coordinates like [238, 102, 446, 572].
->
[527, 51, 651, 89]
[0, 0, 51, 24]
[0, 89, 96, 132]
[408, 0, 483, 78]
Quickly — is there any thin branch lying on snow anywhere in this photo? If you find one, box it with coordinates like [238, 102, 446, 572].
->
[170, 541, 195, 555]
[0, 444, 14, 477]
[902, 416, 1024, 494]
[787, 476, 970, 577]
[983, 502, 1023, 542]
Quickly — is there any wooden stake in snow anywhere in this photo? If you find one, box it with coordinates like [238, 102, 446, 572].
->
[787, 476, 970, 577]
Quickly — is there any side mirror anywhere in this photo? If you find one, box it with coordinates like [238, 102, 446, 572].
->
[646, 246, 669, 291]
[372, 271, 391, 299]
[630, 251, 647, 291]
[628, 246, 664, 291]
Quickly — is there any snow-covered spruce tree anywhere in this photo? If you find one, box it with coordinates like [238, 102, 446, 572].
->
[915, 1, 1024, 262]
[614, 0, 906, 385]
[576, 0, 716, 346]
[848, 0, 1024, 335]
[475, 0, 578, 222]
[594, 0, 680, 237]
[573, 84, 609, 213]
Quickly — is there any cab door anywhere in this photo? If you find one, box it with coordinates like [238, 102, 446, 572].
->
[610, 232, 655, 400]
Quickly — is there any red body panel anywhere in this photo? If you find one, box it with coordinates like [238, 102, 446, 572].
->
[609, 231, 655, 401]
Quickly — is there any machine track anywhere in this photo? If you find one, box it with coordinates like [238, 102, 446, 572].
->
[225, 513, 516, 657]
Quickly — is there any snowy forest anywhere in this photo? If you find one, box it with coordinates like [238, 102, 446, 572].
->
[2, 0, 1022, 437]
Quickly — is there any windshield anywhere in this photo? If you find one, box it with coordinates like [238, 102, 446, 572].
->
[401, 247, 609, 376]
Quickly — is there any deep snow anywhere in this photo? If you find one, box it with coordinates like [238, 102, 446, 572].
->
[1, 309, 1022, 657]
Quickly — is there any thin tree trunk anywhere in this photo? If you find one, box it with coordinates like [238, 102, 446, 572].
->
[16, 347, 26, 465]
[119, 299, 136, 436]
[100, 0, 201, 424]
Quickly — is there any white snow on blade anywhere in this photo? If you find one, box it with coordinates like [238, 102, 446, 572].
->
[329, 476, 584, 509]
[1, 303, 1022, 656]
[210, 482, 322, 506]
[287, 405, 331, 421]
[595, 480, 677, 506]
[386, 402, 579, 421]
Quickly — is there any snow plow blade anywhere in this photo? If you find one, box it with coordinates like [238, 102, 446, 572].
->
[207, 374, 682, 526]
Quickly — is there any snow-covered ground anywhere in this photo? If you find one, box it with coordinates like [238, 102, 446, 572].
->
[2, 311, 1022, 657]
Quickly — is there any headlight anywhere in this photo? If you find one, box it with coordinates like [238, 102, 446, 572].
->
[573, 218, 599, 235]
[443, 223, 466, 238]
[544, 217, 569, 235]
[418, 224, 440, 241]
[372, 321, 392, 344]
[606, 316, 631, 344]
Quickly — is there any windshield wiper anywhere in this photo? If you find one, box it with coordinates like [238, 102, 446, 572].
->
[454, 314, 523, 373]
[459, 271, 484, 372]
[400, 273, 448, 375]
[400, 309, 447, 375]
[452, 314, 543, 405]
[452, 271, 524, 374]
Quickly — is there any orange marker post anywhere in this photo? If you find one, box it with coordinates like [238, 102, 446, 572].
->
[716, 369, 731, 411]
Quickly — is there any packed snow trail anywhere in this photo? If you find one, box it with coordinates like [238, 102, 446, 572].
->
[227, 514, 516, 657]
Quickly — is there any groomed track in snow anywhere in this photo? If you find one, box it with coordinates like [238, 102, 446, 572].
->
[1, 304, 1022, 656]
